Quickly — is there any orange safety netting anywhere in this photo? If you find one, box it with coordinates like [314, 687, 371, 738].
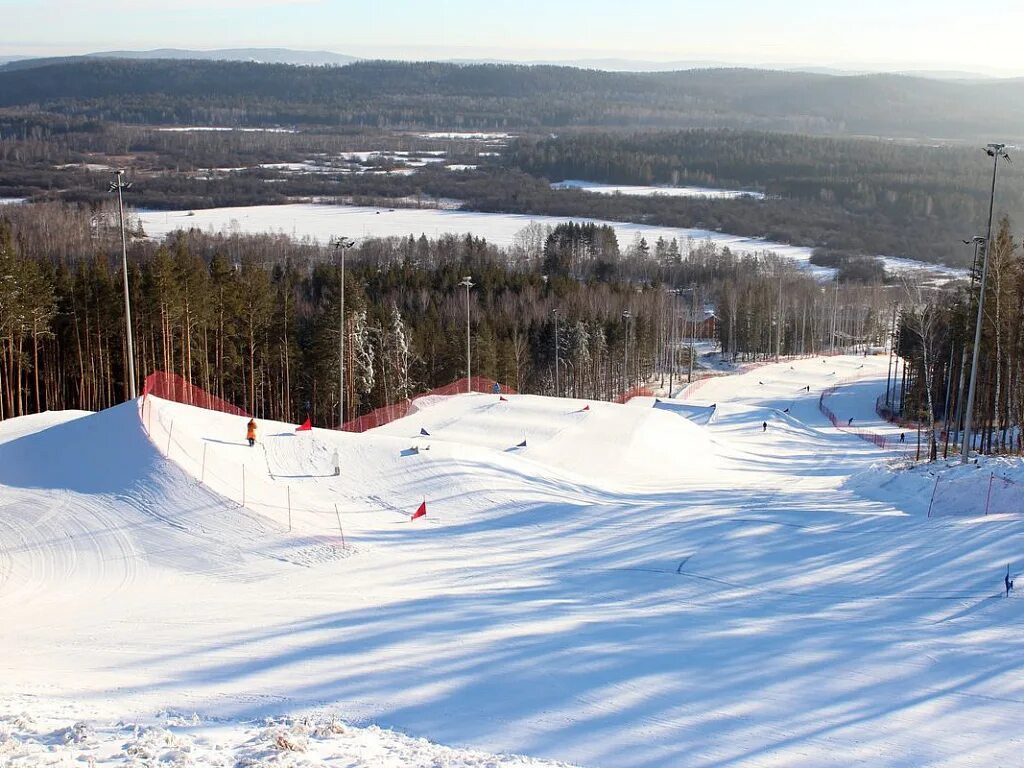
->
[340, 377, 516, 432]
[142, 372, 250, 417]
[613, 386, 654, 404]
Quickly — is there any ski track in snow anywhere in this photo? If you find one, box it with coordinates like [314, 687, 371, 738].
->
[1, 355, 1023, 766]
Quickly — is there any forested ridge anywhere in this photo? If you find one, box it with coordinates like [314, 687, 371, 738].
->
[3, 59, 1024, 139]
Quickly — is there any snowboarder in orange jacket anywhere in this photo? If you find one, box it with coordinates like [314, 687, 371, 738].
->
[246, 418, 257, 447]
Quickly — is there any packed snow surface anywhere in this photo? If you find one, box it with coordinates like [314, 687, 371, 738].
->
[552, 179, 765, 200]
[2, 355, 1023, 766]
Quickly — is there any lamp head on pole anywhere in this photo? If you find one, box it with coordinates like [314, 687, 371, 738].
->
[109, 169, 131, 192]
[459, 276, 474, 290]
[985, 143, 1010, 162]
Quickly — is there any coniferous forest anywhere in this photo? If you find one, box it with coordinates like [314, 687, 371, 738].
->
[0, 201, 894, 427]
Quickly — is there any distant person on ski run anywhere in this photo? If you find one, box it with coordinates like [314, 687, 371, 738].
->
[1006, 568, 1014, 597]
[332, 448, 341, 477]
[762, 421, 767, 432]
[246, 418, 257, 447]
[848, 417, 854, 426]
[899, 432, 906, 443]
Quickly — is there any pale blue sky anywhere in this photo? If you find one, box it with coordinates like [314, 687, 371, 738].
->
[3, 0, 1022, 75]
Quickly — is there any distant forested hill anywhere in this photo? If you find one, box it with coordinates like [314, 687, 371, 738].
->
[2, 58, 1024, 140]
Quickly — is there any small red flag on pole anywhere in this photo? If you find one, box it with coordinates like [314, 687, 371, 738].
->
[296, 418, 312, 432]
[411, 501, 427, 520]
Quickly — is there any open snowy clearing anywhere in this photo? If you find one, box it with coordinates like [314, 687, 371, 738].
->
[2, 355, 1023, 766]
[136, 203, 830, 275]
[135, 203, 966, 282]
[551, 179, 765, 200]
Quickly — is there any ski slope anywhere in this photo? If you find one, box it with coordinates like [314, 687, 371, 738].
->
[2, 355, 1023, 767]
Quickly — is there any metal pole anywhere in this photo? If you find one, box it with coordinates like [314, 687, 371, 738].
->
[688, 289, 696, 384]
[112, 170, 137, 399]
[830, 278, 839, 354]
[553, 308, 560, 398]
[962, 145, 1006, 463]
[668, 291, 676, 396]
[885, 302, 897, 407]
[460, 276, 474, 392]
[334, 238, 353, 429]
[952, 238, 983, 450]
[622, 310, 631, 393]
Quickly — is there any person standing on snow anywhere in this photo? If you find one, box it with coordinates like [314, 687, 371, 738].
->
[762, 421, 768, 432]
[246, 418, 257, 447]
[332, 448, 341, 477]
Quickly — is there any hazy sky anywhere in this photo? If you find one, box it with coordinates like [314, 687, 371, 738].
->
[3, 0, 1023, 75]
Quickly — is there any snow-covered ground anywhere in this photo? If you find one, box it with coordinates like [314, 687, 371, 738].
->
[2, 355, 1023, 767]
[552, 179, 765, 200]
[136, 203, 828, 274]
[135, 203, 966, 282]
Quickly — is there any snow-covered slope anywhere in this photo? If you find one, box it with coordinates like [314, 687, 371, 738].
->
[2, 354, 1023, 767]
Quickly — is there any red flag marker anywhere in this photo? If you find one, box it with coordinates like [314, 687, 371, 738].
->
[296, 418, 312, 432]
[411, 501, 427, 520]
[582, 405, 590, 412]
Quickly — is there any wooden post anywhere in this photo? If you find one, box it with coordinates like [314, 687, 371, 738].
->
[985, 472, 994, 516]
[927, 475, 940, 518]
[335, 504, 345, 546]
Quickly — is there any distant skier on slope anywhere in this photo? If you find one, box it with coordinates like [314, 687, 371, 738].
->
[332, 448, 341, 477]
[848, 417, 854, 426]
[762, 421, 768, 432]
[246, 418, 257, 447]
[899, 432, 906, 443]
[1006, 566, 1014, 597]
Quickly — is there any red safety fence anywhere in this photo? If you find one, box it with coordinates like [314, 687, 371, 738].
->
[818, 384, 892, 450]
[614, 386, 655, 404]
[142, 372, 249, 417]
[340, 376, 516, 432]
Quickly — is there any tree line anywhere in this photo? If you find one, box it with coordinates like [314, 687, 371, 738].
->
[0, 201, 895, 424]
[890, 216, 1024, 458]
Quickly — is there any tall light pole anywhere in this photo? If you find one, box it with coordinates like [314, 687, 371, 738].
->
[951, 237, 985, 447]
[333, 237, 354, 428]
[110, 170, 136, 399]
[688, 286, 698, 384]
[552, 308, 560, 398]
[460, 276, 474, 392]
[667, 289, 679, 396]
[962, 144, 1009, 463]
[622, 309, 632, 392]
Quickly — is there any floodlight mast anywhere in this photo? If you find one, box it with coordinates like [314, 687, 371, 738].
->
[961, 144, 1009, 463]
[333, 237, 355, 428]
[110, 170, 136, 400]
[460, 276, 475, 393]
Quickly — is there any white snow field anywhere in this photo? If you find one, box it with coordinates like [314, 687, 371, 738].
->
[551, 180, 765, 200]
[135, 203, 828, 274]
[3, 354, 1024, 767]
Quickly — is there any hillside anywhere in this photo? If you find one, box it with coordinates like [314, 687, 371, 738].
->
[2, 354, 1023, 766]
[2, 58, 1024, 139]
